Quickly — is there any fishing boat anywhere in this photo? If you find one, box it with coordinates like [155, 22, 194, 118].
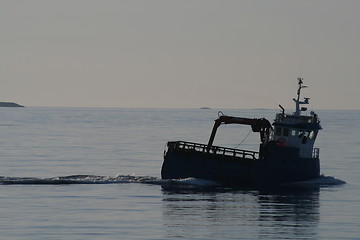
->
[161, 78, 322, 186]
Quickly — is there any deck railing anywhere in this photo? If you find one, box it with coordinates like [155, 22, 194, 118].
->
[312, 148, 320, 159]
[167, 141, 259, 160]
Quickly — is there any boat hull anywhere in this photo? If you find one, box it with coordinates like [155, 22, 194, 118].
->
[161, 141, 320, 187]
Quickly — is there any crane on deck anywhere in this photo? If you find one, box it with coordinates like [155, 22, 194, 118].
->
[206, 115, 273, 152]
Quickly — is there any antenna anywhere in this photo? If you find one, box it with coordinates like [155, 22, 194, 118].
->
[279, 104, 285, 115]
[293, 77, 310, 116]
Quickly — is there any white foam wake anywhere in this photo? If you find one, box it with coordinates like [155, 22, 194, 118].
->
[171, 177, 220, 187]
[287, 175, 346, 187]
[0, 175, 161, 185]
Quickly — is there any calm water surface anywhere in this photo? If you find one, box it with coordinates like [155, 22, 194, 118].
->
[0, 107, 358, 240]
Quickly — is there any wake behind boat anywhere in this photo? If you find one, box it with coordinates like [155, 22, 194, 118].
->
[161, 78, 322, 187]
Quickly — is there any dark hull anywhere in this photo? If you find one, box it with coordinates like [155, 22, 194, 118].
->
[161, 141, 320, 187]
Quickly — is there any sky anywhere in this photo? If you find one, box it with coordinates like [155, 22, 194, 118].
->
[1, 0, 359, 109]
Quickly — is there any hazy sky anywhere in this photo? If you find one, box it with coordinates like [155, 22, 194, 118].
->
[1, 0, 359, 109]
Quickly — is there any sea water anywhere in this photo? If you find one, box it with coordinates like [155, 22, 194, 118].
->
[0, 107, 358, 240]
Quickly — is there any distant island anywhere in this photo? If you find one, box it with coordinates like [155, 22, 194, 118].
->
[0, 102, 24, 107]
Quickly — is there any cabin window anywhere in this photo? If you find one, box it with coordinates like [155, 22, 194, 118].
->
[309, 131, 317, 139]
[298, 130, 305, 138]
[275, 127, 282, 136]
[291, 129, 298, 137]
[301, 131, 311, 144]
[283, 128, 289, 136]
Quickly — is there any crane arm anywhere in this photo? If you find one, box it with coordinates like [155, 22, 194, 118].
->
[206, 115, 272, 152]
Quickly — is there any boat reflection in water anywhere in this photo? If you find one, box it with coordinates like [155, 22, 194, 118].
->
[162, 186, 320, 239]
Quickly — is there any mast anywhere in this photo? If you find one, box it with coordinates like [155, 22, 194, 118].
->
[293, 77, 309, 116]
